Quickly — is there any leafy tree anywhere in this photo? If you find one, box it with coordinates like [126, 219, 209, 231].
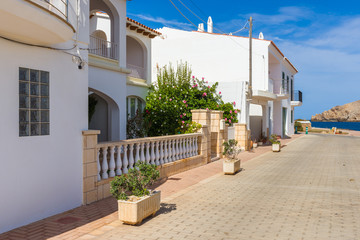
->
[144, 62, 240, 136]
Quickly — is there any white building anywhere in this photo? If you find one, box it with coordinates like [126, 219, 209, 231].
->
[152, 21, 302, 140]
[0, 0, 88, 233]
[0, 0, 159, 234]
[88, 10, 160, 141]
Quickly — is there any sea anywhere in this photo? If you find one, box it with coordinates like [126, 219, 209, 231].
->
[311, 121, 360, 131]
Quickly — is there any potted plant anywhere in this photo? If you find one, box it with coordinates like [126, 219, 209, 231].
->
[110, 161, 160, 225]
[270, 134, 281, 152]
[253, 138, 258, 148]
[222, 139, 241, 175]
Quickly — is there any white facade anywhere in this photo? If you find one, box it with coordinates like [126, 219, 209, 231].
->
[0, 0, 88, 233]
[152, 27, 300, 139]
[88, 9, 159, 141]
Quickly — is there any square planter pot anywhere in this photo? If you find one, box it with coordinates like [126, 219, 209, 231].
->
[118, 191, 161, 225]
[253, 143, 258, 148]
[223, 159, 241, 175]
[258, 142, 263, 146]
[272, 143, 281, 152]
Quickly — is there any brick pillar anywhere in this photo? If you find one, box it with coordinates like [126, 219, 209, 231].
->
[234, 123, 251, 151]
[192, 109, 211, 163]
[210, 110, 224, 158]
[82, 130, 100, 205]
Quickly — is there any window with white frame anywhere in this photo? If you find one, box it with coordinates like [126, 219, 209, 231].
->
[126, 96, 145, 119]
[19, 68, 50, 137]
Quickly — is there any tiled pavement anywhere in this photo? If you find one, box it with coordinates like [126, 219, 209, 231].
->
[7, 132, 360, 239]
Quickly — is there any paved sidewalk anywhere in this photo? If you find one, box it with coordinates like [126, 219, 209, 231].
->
[0, 134, 303, 240]
[88, 134, 360, 240]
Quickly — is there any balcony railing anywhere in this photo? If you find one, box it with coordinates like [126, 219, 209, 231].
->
[89, 35, 119, 60]
[127, 64, 145, 79]
[292, 90, 303, 102]
[34, 0, 69, 21]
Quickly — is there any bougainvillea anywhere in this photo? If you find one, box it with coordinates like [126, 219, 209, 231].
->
[144, 63, 240, 136]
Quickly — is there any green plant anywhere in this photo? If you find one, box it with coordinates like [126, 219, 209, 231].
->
[176, 121, 202, 134]
[88, 94, 98, 123]
[110, 161, 160, 201]
[144, 62, 239, 136]
[269, 134, 280, 144]
[294, 121, 303, 131]
[127, 110, 147, 139]
[223, 139, 241, 159]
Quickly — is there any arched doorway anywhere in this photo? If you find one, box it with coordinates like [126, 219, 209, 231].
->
[89, 89, 120, 142]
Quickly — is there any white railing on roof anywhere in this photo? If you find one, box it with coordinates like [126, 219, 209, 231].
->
[89, 35, 118, 60]
[127, 63, 146, 79]
[95, 133, 202, 181]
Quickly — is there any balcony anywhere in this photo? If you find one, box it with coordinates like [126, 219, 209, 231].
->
[127, 64, 145, 80]
[291, 90, 303, 107]
[89, 35, 118, 60]
[0, 0, 76, 45]
[274, 80, 290, 100]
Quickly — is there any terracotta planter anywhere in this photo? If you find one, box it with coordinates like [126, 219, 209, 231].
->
[118, 191, 161, 225]
[272, 143, 281, 152]
[223, 159, 241, 175]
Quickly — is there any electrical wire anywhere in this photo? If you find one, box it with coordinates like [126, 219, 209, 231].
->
[169, 0, 199, 29]
[231, 21, 249, 34]
[0, 35, 77, 51]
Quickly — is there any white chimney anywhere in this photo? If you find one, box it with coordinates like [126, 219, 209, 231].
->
[198, 23, 205, 32]
[259, 32, 264, 39]
[207, 16, 213, 33]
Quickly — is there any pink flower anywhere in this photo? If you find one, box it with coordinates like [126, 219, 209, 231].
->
[159, 97, 161, 99]
[208, 86, 210, 88]
[231, 116, 233, 119]
[192, 76, 195, 79]
[217, 105, 219, 108]
[206, 81, 208, 84]
[229, 119, 232, 123]
[219, 91, 222, 94]
[192, 85, 196, 88]
[202, 77, 204, 80]
[202, 92, 207, 97]
[184, 113, 186, 116]
[195, 84, 198, 87]
[183, 100, 187, 103]
[169, 98, 172, 101]
[230, 110, 232, 114]
[235, 110, 237, 113]
[225, 118, 227, 121]
[182, 121, 185, 124]
[180, 115, 183, 118]
[186, 104, 188, 107]
[206, 108, 209, 110]
[233, 101, 236, 106]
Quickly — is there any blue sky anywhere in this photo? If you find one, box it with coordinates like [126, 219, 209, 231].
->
[127, 0, 360, 120]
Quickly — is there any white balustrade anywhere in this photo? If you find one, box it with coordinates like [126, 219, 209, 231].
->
[95, 133, 201, 181]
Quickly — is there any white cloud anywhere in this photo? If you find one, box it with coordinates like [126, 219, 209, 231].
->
[127, 13, 194, 30]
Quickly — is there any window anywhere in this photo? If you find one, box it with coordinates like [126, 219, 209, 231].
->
[286, 76, 290, 92]
[19, 68, 50, 137]
[126, 96, 144, 119]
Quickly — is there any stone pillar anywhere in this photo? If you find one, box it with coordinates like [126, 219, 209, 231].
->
[234, 123, 250, 151]
[82, 130, 100, 205]
[210, 110, 224, 158]
[222, 123, 229, 158]
[191, 109, 211, 163]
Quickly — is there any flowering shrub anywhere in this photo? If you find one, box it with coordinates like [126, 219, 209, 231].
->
[144, 63, 240, 136]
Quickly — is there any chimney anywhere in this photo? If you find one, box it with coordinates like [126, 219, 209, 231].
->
[259, 32, 264, 40]
[207, 16, 213, 33]
[198, 23, 204, 32]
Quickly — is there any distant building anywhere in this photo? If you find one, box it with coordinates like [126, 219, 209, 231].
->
[152, 21, 302, 141]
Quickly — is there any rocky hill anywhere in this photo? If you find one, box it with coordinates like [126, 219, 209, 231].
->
[311, 100, 360, 122]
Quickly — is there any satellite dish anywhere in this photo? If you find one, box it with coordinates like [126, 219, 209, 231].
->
[259, 32, 264, 39]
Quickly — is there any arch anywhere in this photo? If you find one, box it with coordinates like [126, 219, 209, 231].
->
[91, 29, 107, 41]
[126, 35, 148, 79]
[89, 88, 120, 141]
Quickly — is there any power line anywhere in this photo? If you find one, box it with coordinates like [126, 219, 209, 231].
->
[168, 0, 198, 29]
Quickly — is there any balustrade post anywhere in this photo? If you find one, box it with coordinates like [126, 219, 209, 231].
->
[108, 146, 115, 177]
[123, 145, 129, 174]
[140, 142, 145, 162]
[150, 141, 155, 165]
[101, 147, 109, 179]
[115, 145, 122, 176]
[164, 140, 168, 163]
[145, 142, 151, 164]
[195, 136, 199, 155]
[96, 149, 101, 181]
[168, 139, 173, 162]
[129, 144, 135, 169]
[155, 141, 160, 165]
[172, 139, 176, 161]
[135, 143, 140, 164]
[159, 140, 164, 165]
[175, 138, 180, 160]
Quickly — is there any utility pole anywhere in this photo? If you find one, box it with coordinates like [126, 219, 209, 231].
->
[248, 16, 253, 99]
